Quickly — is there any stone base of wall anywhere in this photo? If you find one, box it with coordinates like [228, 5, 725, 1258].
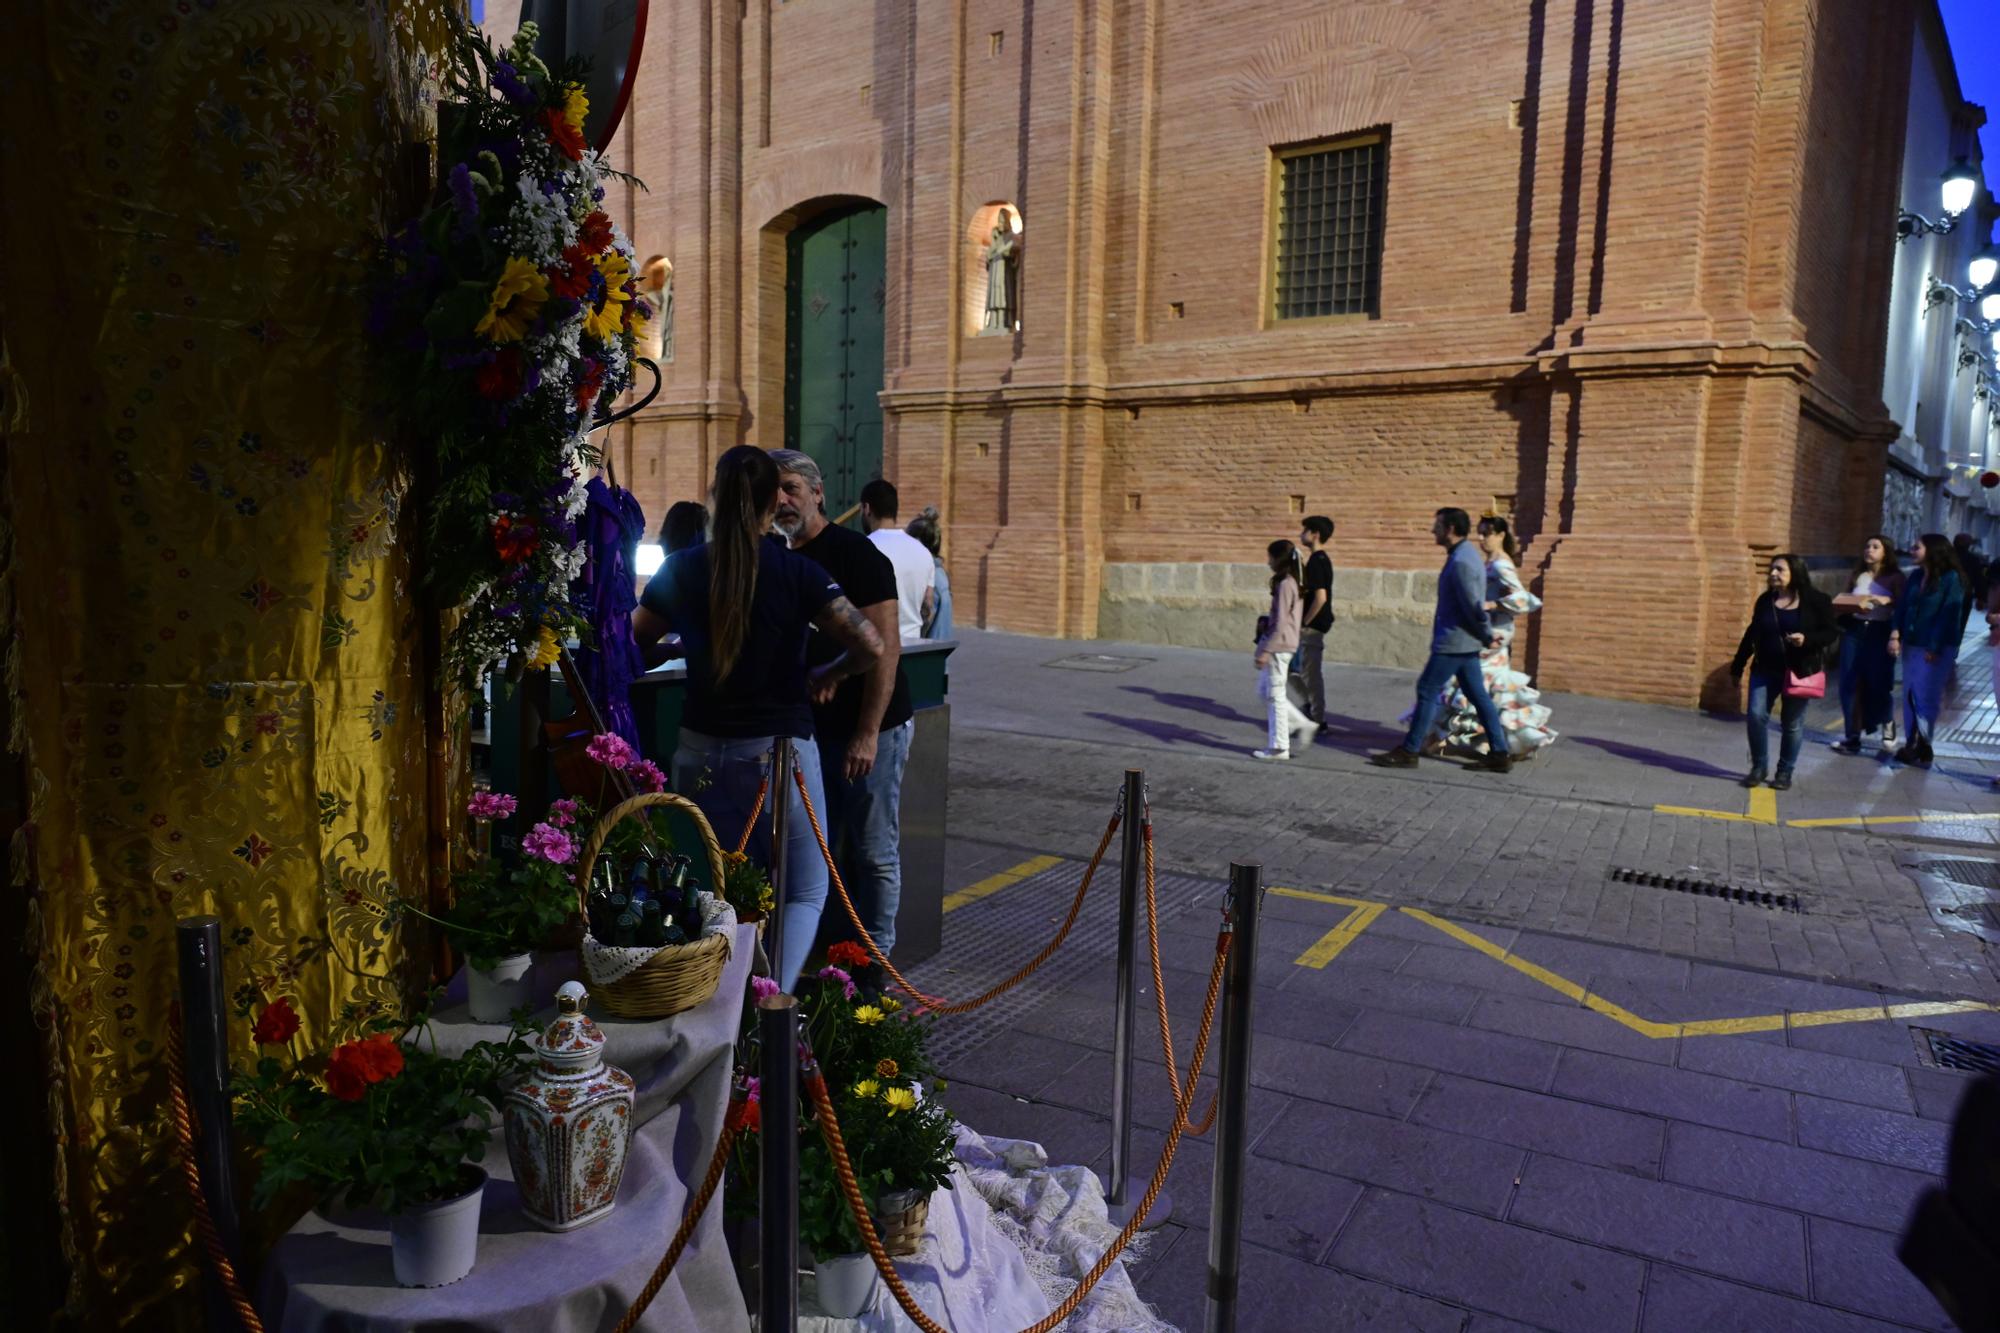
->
[1096, 562, 1437, 669]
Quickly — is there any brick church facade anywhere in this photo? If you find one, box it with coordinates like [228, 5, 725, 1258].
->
[545, 0, 1925, 707]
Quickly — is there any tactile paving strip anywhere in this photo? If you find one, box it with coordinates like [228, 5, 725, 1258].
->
[903, 860, 1220, 1065]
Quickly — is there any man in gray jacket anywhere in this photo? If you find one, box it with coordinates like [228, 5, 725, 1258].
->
[1369, 507, 1514, 773]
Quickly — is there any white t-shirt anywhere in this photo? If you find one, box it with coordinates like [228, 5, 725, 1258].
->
[868, 528, 936, 645]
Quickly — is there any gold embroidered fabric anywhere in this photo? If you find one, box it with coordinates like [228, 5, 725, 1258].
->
[0, 1, 455, 1324]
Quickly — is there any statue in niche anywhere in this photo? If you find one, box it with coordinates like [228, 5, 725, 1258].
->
[982, 219, 1019, 334]
[640, 255, 674, 362]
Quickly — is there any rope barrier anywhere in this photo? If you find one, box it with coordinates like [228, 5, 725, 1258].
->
[804, 924, 1233, 1333]
[794, 766, 1121, 1015]
[736, 777, 767, 856]
[166, 1007, 267, 1333]
[609, 1093, 749, 1333]
[1141, 818, 1219, 1134]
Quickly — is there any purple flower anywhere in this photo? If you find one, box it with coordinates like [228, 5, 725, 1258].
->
[627, 759, 666, 794]
[816, 966, 857, 1001]
[521, 821, 577, 865]
[549, 797, 581, 827]
[585, 733, 636, 770]
[749, 975, 780, 1004]
[493, 62, 534, 106]
[467, 791, 518, 821]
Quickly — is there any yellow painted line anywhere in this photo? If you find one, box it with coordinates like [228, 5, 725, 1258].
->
[941, 855, 1063, 913]
[1655, 787, 1777, 826]
[1294, 903, 1387, 969]
[1271, 886, 1383, 910]
[1788, 812, 2000, 829]
[1395, 907, 2000, 1040]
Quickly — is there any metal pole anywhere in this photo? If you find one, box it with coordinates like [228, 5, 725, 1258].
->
[1205, 863, 1263, 1333]
[1107, 769, 1169, 1227]
[758, 994, 799, 1331]
[768, 737, 794, 990]
[176, 917, 243, 1333]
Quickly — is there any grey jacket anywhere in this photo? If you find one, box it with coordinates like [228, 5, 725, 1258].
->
[1432, 539, 1496, 654]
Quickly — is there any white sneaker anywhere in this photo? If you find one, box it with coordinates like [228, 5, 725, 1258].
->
[1252, 748, 1291, 761]
[1295, 719, 1321, 746]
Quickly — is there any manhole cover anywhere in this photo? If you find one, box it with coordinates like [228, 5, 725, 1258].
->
[1915, 859, 2000, 892]
[1914, 1027, 2000, 1075]
[1043, 654, 1154, 673]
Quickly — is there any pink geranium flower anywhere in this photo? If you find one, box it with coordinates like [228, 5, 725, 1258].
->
[585, 733, 637, 771]
[816, 965, 857, 1001]
[627, 759, 666, 793]
[549, 798, 581, 827]
[521, 821, 577, 865]
[749, 974, 780, 1003]
[466, 791, 518, 821]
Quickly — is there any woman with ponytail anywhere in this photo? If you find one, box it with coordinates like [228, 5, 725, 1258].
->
[1251, 538, 1316, 759]
[633, 445, 884, 989]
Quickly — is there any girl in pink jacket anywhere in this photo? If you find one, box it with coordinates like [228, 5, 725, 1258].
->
[1253, 539, 1318, 759]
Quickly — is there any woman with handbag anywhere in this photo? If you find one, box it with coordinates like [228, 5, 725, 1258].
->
[1729, 553, 1837, 790]
[1251, 539, 1316, 760]
[1890, 533, 1967, 767]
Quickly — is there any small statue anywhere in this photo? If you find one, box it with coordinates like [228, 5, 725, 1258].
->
[640, 255, 674, 362]
[983, 222, 1018, 333]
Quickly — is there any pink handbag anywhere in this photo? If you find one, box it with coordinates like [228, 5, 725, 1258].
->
[1784, 669, 1826, 699]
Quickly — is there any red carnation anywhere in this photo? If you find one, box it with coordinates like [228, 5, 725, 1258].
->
[354, 1032, 405, 1082]
[826, 940, 870, 971]
[578, 210, 614, 254]
[573, 358, 606, 413]
[493, 513, 541, 564]
[325, 1042, 372, 1101]
[549, 245, 593, 301]
[253, 997, 300, 1046]
[728, 1099, 761, 1134]
[475, 347, 525, 401]
[542, 107, 586, 161]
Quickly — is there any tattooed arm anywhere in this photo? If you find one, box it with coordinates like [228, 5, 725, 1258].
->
[807, 596, 885, 704]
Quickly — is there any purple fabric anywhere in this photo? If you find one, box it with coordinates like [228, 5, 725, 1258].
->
[571, 475, 647, 748]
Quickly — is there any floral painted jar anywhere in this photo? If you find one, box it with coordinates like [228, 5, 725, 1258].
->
[502, 981, 635, 1232]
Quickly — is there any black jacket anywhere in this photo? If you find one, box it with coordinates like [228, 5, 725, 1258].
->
[1731, 587, 1838, 680]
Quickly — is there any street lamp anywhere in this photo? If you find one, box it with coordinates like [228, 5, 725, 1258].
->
[1981, 290, 2000, 323]
[1972, 243, 2000, 291]
[1900, 156, 1982, 239]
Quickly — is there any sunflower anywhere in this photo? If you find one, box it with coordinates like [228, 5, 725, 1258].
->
[561, 83, 589, 133]
[582, 250, 633, 340]
[526, 625, 561, 670]
[475, 256, 549, 343]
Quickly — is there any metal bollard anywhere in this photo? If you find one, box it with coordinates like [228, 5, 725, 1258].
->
[177, 917, 244, 1333]
[768, 737, 794, 991]
[1106, 769, 1169, 1228]
[1204, 863, 1263, 1333]
[758, 994, 800, 1330]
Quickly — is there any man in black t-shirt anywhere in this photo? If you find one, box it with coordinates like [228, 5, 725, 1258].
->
[1295, 515, 1336, 725]
[771, 450, 914, 971]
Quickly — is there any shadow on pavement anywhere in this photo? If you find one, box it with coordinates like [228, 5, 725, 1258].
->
[1566, 733, 1741, 781]
[1120, 685, 1263, 728]
[1086, 712, 1244, 753]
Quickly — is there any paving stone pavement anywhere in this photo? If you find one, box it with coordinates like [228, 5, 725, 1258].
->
[915, 630, 2000, 1332]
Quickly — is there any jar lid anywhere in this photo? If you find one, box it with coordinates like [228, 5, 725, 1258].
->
[532, 981, 605, 1077]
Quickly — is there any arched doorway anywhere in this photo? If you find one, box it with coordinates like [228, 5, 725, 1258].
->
[784, 202, 887, 520]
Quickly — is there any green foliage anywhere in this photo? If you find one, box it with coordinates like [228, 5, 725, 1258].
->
[441, 857, 576, 971]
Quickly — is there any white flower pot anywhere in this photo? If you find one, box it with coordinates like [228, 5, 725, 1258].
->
[389, 1168, 486, 1288]
[812, 1251, 879, 1318]
[466, 953, 535, 1022]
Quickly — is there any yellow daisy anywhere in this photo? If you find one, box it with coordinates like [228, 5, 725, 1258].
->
[853, 1004, 884, 1026]
[878, 996, 902, 1013]
[475, 256, 549, 343]
[881, 1086, 917, 1116]
[526, 625, 562, 670]
[852, 1078, 880, 1099]
[562, 83, 589, 132]
[582, 250, 632, 341]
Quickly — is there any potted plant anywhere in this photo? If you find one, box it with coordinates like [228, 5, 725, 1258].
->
[720, 849, 775, 925]
[233, 998, 532, 1287]
[733, 954, 956, 1316]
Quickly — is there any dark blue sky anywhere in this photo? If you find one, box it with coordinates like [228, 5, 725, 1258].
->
[1940, 1, 1999, 161]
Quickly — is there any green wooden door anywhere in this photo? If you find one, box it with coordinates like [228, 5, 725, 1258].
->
[785, 204, 886, 519]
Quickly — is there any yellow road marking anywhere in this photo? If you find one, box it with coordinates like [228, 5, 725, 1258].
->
[1293, 903, 1388, 969]
[1787, 812, 2000, 829]
[1655, 786, 1777, 826]
[1393, 906, 1998, 1039]
[942, 855, 1064, 913]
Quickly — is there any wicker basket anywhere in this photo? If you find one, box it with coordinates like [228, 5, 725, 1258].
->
[872, 1190, 931, 1257]
[574, 791, 733, 1020]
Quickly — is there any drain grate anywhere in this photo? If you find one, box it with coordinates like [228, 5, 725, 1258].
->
[1914, 859, 2000, 892]
[1607, 867, 1801, 912]
[1914, 1027, 2000, 1075]
[1042, 653, 1155, 673]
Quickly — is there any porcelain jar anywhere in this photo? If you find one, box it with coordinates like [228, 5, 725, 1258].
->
[502, 981, 635, 1231]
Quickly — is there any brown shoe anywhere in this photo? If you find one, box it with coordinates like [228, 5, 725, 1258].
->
[1468, 751, 1514, 774]
[1368, 747, 1420, 768]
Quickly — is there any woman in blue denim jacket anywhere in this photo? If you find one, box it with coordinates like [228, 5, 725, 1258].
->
[1890, 533, 1966, 767]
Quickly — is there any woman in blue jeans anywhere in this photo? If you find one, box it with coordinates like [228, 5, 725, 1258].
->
[1729, 553, 1837, 790]
[632, 446, 884, 990]
[1891, 533, 1967, 768]
[1831, 535, 1902, 755]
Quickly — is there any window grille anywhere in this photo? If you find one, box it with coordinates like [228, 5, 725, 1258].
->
[1273, 136, 1386, 320]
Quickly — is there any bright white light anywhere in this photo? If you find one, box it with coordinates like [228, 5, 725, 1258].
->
[1943, 159, 1979, 217]
[1973, 254, 2000, 291]
[1982, 292, 2000, 322]
[1990, 328, 2000, 355]
[635, 542, 665, 577]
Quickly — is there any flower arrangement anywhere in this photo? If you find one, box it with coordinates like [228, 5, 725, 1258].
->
[732, 952, 956, 1257]
[721, 850, 776, 922]
[233, 998, 531, 1215]
[370, 15, 650, 686]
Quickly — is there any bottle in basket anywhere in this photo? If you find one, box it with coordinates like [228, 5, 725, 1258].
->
[503, 981, 636, 1232]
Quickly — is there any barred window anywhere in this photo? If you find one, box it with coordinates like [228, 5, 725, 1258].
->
[1272, 135, 1386, 320]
